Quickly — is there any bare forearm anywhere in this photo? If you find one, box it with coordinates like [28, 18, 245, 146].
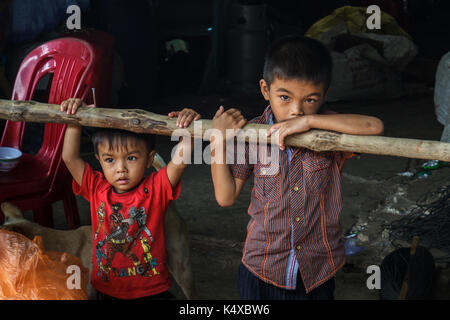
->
[210, 106, 248, 206]
[166, 161, 187, 188]
[62, 124, 85, 185]
[62, 125, 82, 162]
[306, 114, 384, 135]
[167, 138, 190, 187]
[211, 138, 237, 207]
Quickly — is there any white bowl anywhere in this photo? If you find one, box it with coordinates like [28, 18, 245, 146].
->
[0, 147, 22, 172]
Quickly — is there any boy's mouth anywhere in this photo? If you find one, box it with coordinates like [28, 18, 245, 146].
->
[117, 178, 129, 185]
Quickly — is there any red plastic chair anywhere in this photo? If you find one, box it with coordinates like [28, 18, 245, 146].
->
[68, 29, 115, 107]
[0, 38, 97, 229]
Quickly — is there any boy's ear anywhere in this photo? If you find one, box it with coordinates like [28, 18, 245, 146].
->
[147, 150, 156, 168]
[95, 154, 99, 161]
[259, 79, 270, 101]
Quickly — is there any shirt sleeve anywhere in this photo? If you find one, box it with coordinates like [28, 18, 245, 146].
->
[147, 166, 181, 206]
[231, 140, 254, 181]
[334, 151, 357, 169]
[72, 162, 104, 202]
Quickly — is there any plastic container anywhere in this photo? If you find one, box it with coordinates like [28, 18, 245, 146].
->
[435, 52, 450, 126]
[345, 238, 366, 255]
[421, 160, 447, 170]
[416, 170, 430, 179]
[0, 147, 22, 172]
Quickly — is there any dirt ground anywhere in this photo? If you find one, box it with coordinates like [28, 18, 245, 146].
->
[22, 87, 450, 300]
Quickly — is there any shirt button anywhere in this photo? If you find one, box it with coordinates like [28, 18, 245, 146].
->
[296, 245, 301, 250]
[293, 186, 299, 191]
[261, 169, 267, 175]
[295, 217, 300, 222]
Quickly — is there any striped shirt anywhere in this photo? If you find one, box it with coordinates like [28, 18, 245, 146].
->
[232, 105, 353, 293]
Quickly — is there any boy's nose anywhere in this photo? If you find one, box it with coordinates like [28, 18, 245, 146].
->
[116, 161, 128, 172]
[291, 103, 304, 116]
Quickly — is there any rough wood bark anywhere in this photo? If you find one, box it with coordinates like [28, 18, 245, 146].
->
[1, 99, 450, 162]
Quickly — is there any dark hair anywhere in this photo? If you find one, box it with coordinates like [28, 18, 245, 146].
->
[263, 35, 333, 91]
[91, 128, 156, 155]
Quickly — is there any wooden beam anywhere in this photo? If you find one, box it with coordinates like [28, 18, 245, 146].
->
[1, 99, 450, 162]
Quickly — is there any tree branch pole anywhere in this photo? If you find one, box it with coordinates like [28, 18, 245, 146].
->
[1, 99, 450, 162]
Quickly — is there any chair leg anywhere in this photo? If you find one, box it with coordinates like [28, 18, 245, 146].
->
[33, 205, 54, 228]
[63, 188, 80, 230]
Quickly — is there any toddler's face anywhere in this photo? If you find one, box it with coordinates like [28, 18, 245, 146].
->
[260, 77, 326, 123]
[95, 139, 154, 193]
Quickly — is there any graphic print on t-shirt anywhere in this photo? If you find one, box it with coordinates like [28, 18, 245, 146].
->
[94, 202, 106, 240]
[94, 202, 159, 282]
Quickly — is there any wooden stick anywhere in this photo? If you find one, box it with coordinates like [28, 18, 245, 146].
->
[1, 99, 450, 162]
[398, 236, 420, 300]
[92, 88, 97, 107]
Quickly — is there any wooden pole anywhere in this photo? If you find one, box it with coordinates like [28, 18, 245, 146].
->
[1, 99, 450, 162]
[398, 236, 420, 300]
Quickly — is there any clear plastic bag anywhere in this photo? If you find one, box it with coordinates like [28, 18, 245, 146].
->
[0, 230, 88, 300]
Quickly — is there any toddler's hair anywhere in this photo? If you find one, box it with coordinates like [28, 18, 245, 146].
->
[263, 35, 332, 90]
[91, 128, 156, 155]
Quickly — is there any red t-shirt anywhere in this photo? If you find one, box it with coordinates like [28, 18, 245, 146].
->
[73, 163, 181, 299]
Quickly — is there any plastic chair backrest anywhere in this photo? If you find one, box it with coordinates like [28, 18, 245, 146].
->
[0, 38, 94, 179]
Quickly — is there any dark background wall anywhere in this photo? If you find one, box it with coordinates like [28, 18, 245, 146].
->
[0, 0, 449, 106]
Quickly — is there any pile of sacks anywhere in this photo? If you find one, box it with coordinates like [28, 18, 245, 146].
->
[305, 6, 418, 102]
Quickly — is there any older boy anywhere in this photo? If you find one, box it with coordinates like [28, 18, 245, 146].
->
[210, 35, 383, 300]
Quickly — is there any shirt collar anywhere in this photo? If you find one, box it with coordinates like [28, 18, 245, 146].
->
[259, 105, 274, 125]
[268, 112, 274, 125]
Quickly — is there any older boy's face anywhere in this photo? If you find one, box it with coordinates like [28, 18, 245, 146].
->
[260, 77, 326, 123]
[95, 140, 155, 193]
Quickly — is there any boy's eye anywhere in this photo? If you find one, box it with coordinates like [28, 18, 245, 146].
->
[280, 95, 290, 101]
[127, 156, 137, 161]
[306, 98, 317, 103]
[105, 158, 114, 163]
